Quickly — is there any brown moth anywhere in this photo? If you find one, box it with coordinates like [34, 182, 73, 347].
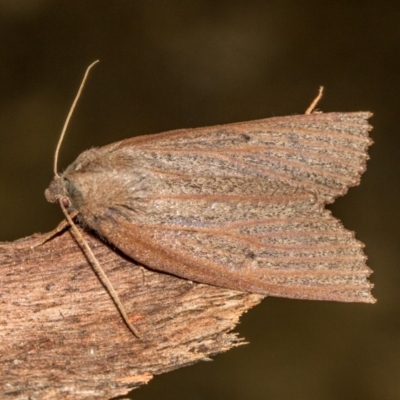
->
[45, 64, 375, 335]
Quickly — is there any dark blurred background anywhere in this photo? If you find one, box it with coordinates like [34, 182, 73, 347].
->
[0, 1, 398, 399]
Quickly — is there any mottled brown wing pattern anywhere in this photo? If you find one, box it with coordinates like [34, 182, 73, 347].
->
[97, 112, 374, 303]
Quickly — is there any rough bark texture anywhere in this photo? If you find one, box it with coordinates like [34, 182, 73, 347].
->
[0, 229, 263, 399]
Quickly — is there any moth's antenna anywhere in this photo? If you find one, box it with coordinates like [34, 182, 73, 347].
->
[50, 60, 141, 337]
[53, 60, 100, 177]
[59, 201, 141, 338]
[305, 86, 324, 115]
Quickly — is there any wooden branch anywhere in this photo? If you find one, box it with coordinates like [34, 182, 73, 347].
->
[0, 229, 264, 399]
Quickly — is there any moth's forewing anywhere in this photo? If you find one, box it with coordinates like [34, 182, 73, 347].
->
[72, 112, 374, 303]
[114, 112, 372, 203]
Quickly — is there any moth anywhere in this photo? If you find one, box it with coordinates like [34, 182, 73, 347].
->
[45, 63, 375, 335]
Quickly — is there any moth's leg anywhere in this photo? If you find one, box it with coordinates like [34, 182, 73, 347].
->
[29, 210, 79, 249]
[3, 219, 70, 252]
[305, 86, 324, 114]
[30, 221, 69, 248]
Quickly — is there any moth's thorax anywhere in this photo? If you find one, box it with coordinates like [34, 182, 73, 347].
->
[45, 146, 160, 230]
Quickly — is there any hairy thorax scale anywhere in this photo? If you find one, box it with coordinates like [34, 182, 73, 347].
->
[45, 146, 158, 230]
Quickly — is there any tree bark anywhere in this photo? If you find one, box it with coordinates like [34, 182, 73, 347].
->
[0, 228, 264, 399]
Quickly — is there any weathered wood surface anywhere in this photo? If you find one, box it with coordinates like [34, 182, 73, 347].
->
[0, 229, 263, 399]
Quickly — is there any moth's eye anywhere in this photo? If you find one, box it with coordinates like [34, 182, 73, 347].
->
[62, 178, 83, 209]
[63, 177, 71, 190]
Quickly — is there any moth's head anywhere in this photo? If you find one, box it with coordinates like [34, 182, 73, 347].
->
[45, 175, 65, 203]
[45, 175, 80, 213]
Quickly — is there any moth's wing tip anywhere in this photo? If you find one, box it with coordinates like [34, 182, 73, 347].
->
[356, 281, 376, 304]
[359, 292, 377, 304]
